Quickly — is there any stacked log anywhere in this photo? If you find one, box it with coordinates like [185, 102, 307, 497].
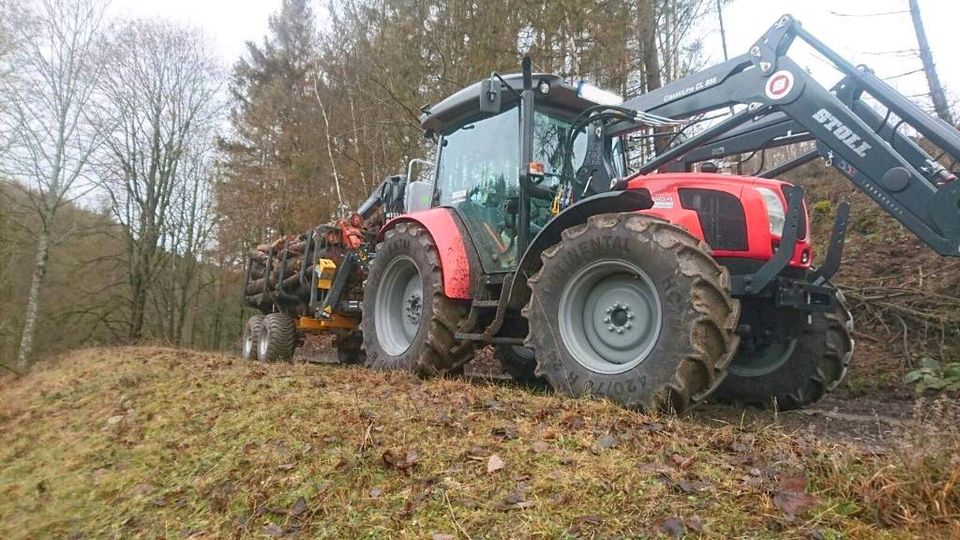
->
[244, 234, 314, 309]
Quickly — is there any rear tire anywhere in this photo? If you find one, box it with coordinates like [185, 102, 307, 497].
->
[494, 345, 544, 385]
[257, 312, 298, 362]
[714, 289, 854, 410]
[362, 222, 474, 376]
[242, 315, 264, 361]
[523, 213, 740, 412]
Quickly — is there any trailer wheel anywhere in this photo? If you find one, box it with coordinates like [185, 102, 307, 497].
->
[362, 222, 473, 376]
[523, 213, 740, 412]
[257, 312, 298, 362]
[335, 333, 365, 365]
[494, 345, 544, 385]
[242, 315, 264, 361]
[714, 288, 854, 410]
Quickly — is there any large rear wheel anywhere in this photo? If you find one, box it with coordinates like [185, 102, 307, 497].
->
[523, 213, 740, 412]
[361, 222, 473, 376]
[714, 289, 854, 410]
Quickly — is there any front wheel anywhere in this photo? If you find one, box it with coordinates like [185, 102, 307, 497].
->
[713, 289, 854, 410]
[361, 222, 473, 376]
[523, 213, 740, 412]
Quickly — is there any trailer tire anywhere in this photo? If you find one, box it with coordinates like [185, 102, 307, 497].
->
[257, 312, 298, 362]
[523, 213, 740, 412]
[714, 288, 854, 410]
[494, 345, 544, 385]
[242, 315, 264, 361]
[362, 222, 473, 376]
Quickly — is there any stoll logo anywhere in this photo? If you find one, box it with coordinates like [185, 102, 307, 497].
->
[811, 108, 872, 158]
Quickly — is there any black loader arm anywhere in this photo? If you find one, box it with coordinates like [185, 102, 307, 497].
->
[608, 14, 960, 257]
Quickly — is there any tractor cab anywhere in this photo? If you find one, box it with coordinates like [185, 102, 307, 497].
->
[420, 74, 627, 272]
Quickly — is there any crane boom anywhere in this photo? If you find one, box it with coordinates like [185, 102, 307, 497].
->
[607, 14, 960, 257]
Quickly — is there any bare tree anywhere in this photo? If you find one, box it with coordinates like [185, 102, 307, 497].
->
[0, 0, 108, 369]
[98, 19, 222, 341]
[908, 0, 953, 125]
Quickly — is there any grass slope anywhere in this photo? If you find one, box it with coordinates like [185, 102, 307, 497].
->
[0, 348, 957, 539]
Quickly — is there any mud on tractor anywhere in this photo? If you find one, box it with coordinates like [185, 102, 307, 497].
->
[242, 15, 960, 413]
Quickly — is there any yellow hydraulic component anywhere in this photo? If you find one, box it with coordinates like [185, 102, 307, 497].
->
[550, 188, 562, 216]
[316, 258, 337, 289]
[297, 315, 358, 333]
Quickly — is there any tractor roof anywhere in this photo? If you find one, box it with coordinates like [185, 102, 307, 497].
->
[420, 73, 607, 135]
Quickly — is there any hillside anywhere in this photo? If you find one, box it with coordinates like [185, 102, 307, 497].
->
[1, 348, 957, 538]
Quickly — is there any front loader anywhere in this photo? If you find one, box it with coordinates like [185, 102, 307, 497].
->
[247, 15, 960, 413]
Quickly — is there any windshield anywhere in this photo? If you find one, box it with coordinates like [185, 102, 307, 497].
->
[434, 106, 587, 271]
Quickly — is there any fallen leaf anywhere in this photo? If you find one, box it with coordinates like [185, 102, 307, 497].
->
[263, 523, 283, 537]
[655, 516, 685, 538]
[562, 414, 585, 430]
[492, 423, 517, 440]
[431, 534, 455, 540]
[487, 453, 505, 474]
[774, 475, 817, 518]
[531, 441, 550, 453]
[676, 479, 707, 493]
[290, 497, 306, 516]
[685, 515, 705, 533]
[576, 514, 604, 525]
[669, 452, 695, 470]
[382, 448, 419, 474]
[597, 434, 618, 449]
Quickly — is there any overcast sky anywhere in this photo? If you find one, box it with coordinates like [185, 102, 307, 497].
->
[108, 0, 959, 105]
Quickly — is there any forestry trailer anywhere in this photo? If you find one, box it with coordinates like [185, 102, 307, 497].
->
[241, 15, 960, 412]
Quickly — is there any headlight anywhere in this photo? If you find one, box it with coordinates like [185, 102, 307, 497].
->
[756, 187, 785, 236]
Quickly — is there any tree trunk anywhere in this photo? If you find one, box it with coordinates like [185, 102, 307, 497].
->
[16, 219, 51, 369]
[909, 0, 954, 125]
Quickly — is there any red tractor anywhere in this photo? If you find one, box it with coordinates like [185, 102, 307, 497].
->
[244, 15, 959, 413]
[358, 15, 960, 412]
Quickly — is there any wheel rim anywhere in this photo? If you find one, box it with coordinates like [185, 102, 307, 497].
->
[729, 338, 798, 377]
[375, 256, 423, 356]
[258, 323, 270, 360]
[558, 259, 662, 374]
[243, 324, 255, 358]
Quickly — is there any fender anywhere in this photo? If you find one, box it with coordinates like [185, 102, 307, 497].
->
[379, 208, 474, 300]
[506, 189, 654, 308]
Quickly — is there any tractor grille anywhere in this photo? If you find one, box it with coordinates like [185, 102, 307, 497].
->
[678, 188, 748, 251]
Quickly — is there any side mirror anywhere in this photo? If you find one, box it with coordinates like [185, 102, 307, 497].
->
[479, 77, 501, 113]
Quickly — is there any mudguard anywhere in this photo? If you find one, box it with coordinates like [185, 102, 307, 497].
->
[506, 189, 654, 308]
[379, 208, 474, 300]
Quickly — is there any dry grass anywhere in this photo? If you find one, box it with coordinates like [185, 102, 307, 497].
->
[0, 347, 958, 539]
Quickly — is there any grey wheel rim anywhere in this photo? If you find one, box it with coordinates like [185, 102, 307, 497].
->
[375, 256, 423, 356]
[729, 339, 798, 377]
[258, 323, 270, 360]
[243, 324, 255, 358]
[558, 259, 662, 374]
